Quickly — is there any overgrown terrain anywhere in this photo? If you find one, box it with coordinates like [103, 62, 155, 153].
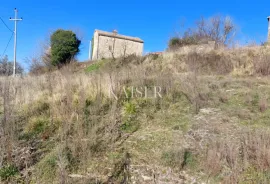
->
[1, 46, 270, 183]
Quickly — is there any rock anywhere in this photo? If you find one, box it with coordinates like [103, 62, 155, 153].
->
[68, 174, 85, 178]
[142, 175, 152, 181]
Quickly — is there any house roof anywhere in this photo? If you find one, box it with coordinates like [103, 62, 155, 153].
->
[95, 29, 144, 43]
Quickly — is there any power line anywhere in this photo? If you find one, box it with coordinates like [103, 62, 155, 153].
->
[1, 33, 14, 59]
[0, 17, 13, 33]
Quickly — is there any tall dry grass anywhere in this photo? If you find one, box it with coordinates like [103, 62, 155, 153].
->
[202, 129, 270, 183]
[0, 57, 179, 183]
[1, 45, 270, 183]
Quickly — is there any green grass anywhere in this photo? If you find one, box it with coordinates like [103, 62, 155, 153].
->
[120, 117, 140, 133]
[0, 165, 19, 181]
[123, 101, 137, 115]
[85, 59, 109, 73]
[121, 101, 139, 133]
[35, 148, 59, 182]
[85, 62, 101, 72]
[239, 167, 270, 184]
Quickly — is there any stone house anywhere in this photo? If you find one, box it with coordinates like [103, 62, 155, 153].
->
[91, 30, 144, 60]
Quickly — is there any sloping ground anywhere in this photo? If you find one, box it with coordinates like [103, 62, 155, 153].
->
[1, 48, 270, 183]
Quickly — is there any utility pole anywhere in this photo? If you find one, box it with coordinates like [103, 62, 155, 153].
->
[10, 8, 22, 77]
[88, 40, 92, 60]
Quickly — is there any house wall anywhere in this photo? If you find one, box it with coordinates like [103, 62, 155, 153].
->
[92, 32, 143, 60]
[92, 31, 99, 60]
[268, 17, 270, 43]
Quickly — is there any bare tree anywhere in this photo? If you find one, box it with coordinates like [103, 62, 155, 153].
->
[197, 15, 236, 48]
[0, 56, 23, 76]
[169, 15, 237, 50]
[108, 36, 116, 61]
[121, 40, 129, 63]
[26, 36, 54, 75]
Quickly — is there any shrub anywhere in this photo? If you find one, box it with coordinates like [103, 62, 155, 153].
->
[50, 29, 81, 67]
[168, 37, 182, 50]
[0, 56, 24, 76]
[25, 116, 50, 135]
[168, 36, 199, 50]
[254, 54, 270, 76]
[28, 56, 51, 75]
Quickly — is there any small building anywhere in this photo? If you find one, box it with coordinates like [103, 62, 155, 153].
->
[91, 30, 144, 60]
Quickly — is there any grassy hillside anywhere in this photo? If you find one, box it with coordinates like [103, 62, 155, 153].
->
[1, 47, 270, 183]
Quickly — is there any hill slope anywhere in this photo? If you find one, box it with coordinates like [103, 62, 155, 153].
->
[1, 47, 270, 183]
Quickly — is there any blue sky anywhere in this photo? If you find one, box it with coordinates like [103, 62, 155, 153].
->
[0, 0, 269, 69]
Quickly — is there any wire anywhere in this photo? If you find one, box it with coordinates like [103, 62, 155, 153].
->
[0, 17, 13, 33]
[1, 33, 13, 59]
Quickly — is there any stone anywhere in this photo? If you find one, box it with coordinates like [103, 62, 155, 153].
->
[142, 175, 152, 181]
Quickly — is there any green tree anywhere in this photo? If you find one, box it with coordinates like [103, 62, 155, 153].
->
[50, 29, 81, 67]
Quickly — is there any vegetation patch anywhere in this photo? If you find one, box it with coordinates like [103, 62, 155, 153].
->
[107, 152, 131, 183]
[85, 62, 101, 72]
[162, 149, 184, 168]
[162, 149, 196, 170]
[121, 101, 139, 133]
[0, 165, 19, 181]
[239, 167, 270, 184]
[120, 117, 140, 133]
[85, 59, 108, 73]
[35, 149, 58, 182]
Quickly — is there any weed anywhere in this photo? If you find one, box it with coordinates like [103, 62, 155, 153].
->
[0, 165, 19, 181]
[26, 116, 49, 134]
[121, 101, 139, 133]
[252, 93, 260, 107]
[181, 150, 196, 169]
[123, 101, 136, 115]
[120, 117, 140, 133]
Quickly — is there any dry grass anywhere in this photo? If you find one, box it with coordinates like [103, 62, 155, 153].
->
[202, 129, 270, 184]
[162, 45, 270, 76]
[1, 46, 270, 183]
